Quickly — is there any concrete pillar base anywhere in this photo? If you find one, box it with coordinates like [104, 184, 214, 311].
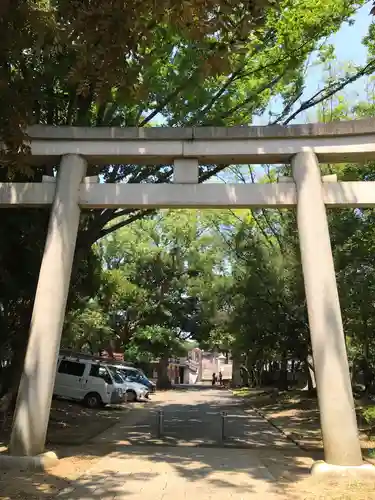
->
[311, 460, 375, 478]
[0, 451, 58, 470]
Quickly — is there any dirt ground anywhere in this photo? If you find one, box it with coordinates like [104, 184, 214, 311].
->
[0, 449, 102, 499]
[234, 388, 375, 462]
[286, 476, 375, 500]
[0, 398, 136, 500]
[0, 398, 129, 449]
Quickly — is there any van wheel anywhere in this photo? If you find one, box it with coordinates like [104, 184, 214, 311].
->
[126, 390, 137, 402]
[84, 392, 102, 409]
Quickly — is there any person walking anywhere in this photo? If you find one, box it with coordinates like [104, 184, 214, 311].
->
[219, 371, 223, 386]
[212, 372, 217, 386]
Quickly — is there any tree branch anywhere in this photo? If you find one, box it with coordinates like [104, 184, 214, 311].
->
[189, 70, 244, 124]
[139, 85, 187, 127]
[100, 209, 155, 237]
[282, 58, 375, 125]
[217, 75, 282, 122]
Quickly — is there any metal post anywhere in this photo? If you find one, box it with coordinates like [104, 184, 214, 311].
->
[221, 411, 227, 443]
[157, 409, 164, 438]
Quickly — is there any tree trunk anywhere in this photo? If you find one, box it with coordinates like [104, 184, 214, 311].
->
[362, 318, 374, 393]
[246, 355, 256, 386]
[291, 360, 295, 384]
[252, 359, 263, 387]
[257, 360, 264, 387]
[0, 328, 30, 426]
[351, 358, 357, 386]
[303, 354, 316, 391]
[278, 354, 288, 390]
[156, 356, 172, 390]
[231, 354, 242, 387]
[240, 365, 249, 387]
[362, 359, 374, 394]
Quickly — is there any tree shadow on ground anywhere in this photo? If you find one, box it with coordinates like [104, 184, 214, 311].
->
[240, 388, 375, 454]
[4, 388, 369, 499]
[107, 444, 321, 498]
[0, 398, 129, 448]
[53, 389, 326, 498]
[0, 467, 158, 499]
[91, 391, 315, 450]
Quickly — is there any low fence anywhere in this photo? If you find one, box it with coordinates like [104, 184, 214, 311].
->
[122, 409, 282, 447]
[155, 409, 229, 444]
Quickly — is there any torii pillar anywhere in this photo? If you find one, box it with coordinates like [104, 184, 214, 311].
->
[9, 154, 87, 456]
[292, 151, 364, 469]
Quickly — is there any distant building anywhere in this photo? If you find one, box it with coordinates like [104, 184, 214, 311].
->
[201, 351, 232, 381]
[163, 348, 232, 384]
[98, 347, 124, 361]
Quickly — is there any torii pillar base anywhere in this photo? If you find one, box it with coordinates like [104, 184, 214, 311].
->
[311, 461, 375, 479]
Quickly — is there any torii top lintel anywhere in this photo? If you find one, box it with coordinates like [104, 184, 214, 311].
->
[22, 118, 375, 165]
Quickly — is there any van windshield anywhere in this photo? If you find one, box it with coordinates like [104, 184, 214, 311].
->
[108, 367, 125, 384]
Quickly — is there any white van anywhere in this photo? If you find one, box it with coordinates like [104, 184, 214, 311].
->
[54, 355, 125, 408]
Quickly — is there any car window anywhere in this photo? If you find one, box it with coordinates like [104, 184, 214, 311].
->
[58, 360, 85, 377]
[89, 365, 112, 384]
[119, 368, 145, 382]
[108, 367, 125, 384]
[131, 368, 146, 379]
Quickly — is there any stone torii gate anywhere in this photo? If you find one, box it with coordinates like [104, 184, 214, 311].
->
[3, 119, 375, 474]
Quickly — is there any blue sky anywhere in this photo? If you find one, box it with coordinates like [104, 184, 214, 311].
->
[333, 4, 370, 61]
[254, 3, 373, 125]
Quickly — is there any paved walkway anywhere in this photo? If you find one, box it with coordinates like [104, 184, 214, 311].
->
[57, 388, 315, 499]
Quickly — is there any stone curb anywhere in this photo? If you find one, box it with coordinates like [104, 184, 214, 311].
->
[230, 389, 310, 450]
[251, 406, 309, 450]
[0, 451, 59, 470]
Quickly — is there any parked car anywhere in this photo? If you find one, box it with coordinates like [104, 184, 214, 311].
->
[54, 355, 125, 408]
[116, 365, 156, 393]
[109, 366, 150, 402]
